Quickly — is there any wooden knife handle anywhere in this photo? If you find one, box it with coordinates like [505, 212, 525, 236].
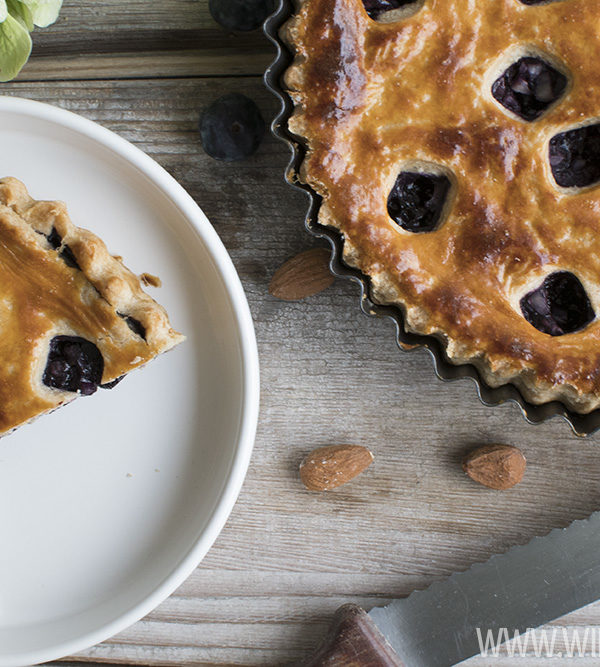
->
[305, 604, 405, 666]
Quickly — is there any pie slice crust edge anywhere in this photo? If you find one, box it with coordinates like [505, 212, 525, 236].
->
[0, 176, 185, 436]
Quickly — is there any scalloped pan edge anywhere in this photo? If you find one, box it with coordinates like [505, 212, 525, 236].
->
[262, 0, 599, 437]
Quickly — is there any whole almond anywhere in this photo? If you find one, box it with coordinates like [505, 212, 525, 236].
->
[300, 445, 374, 491]
[462, 444, 526, 490]
[269, 247, 334, 301]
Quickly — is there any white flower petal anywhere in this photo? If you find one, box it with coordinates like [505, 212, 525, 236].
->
[20, 0, 61, 27]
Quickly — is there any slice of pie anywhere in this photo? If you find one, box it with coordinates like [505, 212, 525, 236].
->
[0, 177, 184, 437]
[282, 0, 600, 413]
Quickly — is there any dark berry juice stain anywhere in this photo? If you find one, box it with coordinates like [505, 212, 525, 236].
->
[43, 336, 104, 395]
[200, 93, 265, 162]
[362, 0, 417, 19]
[491, 56, 567, 122]
[520, 271, 595, 336]
[209, 0, 275, 32]
[387, 171, 451, 232]
[549, 124, 600, 188]
[119, 313, 146, 340]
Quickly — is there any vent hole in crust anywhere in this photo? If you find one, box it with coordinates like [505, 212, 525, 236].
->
[387, 171, 451, 233]
[119, 313, 147, 340]
[362, 0, 418, 20]
[549, 124, 600, 188]
[519, 271, 595, 336]
[491, 56, 567, 122]
[43, 335, 104, 395]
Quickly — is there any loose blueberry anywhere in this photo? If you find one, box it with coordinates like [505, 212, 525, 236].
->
[209, 0, 275, 32]
[43, 336, 104, 395]
[100, 375, 125, 390]
[119, 313, 146, 340]
[549, 124, 600, 188]
[387, 171, 451, 233]
[520, 271, 594, 336]
[362, 0, 417, 19]
[200, 93, 265, 162]
[491, 56, 567, 122]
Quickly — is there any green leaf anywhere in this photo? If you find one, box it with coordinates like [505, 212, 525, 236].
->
[0, 1, 8, 23]
[7, 0, 33, 30]
[0, 11, 31, 81]
[18, 0, 61, 27]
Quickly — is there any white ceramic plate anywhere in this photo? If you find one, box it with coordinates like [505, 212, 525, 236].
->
[0, 97, 259, 666]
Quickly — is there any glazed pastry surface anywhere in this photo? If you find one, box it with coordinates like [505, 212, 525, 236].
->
[284, 0, 600, 412]
[0, 177, 184, 435]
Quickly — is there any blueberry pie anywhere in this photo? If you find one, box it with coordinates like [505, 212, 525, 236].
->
[0, 177, 184, 436]
[282, 0, 600, 412]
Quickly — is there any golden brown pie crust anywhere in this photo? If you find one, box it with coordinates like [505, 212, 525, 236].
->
[283, 0, 600, 413]
[0, 177, 184, 436]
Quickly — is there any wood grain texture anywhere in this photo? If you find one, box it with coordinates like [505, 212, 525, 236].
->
[5, 76, 598, 666]
[5, 8, 600, 664]
[17, 0, 272, 80]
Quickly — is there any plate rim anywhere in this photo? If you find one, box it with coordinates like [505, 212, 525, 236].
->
[0, 95, 260, 666]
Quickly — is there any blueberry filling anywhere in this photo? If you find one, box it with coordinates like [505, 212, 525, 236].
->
[42, 227, 81, 270]
[119, 313, 146, 340]
[361, 0, 417, 19]
[59, 244, 80, 270]
[209, 0, 275, 32]
[43, 336, 104, 395]
[549, 124, 600, 188]
[100, 375, 125, 390]
[199, 93, 265, 162]
[387, 171, 451, 233]
[46, 227, 61, 249]
[491, 56, 567, 122]
[520, 271, 594, 336]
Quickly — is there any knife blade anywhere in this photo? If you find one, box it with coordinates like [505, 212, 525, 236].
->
[307, 512, 600, 666]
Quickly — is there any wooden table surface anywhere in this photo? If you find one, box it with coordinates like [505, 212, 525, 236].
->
[8, 1, 599, 665]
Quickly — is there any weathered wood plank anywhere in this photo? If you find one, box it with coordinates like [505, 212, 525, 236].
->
[2, 78, 600, 665]
[18, 49, 273, 80]
[15, 0, 273, 80]
[37, 0, 233, 37]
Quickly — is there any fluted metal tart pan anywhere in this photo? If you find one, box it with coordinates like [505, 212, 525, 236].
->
[263, 0, 599, 437]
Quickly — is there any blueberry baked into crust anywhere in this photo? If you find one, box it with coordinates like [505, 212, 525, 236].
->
[0, 177, 184, 437]
[282, 0, 600, 413]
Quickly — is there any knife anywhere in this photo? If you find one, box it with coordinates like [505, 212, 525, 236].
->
[306, 512, 600, 666]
